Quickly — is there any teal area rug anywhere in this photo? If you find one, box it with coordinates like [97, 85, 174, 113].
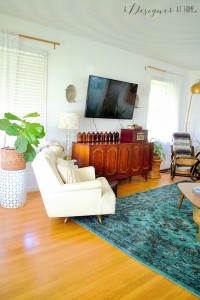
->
[73, 182, 200, 297]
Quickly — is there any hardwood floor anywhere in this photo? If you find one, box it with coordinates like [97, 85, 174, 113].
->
[0, 173, 198, 300]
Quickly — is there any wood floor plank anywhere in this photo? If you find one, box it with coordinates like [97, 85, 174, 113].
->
[0, 174, 198, 300]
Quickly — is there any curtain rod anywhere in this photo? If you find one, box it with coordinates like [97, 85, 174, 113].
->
[145, 66, 166, 73]
[19, 34, 60, 50]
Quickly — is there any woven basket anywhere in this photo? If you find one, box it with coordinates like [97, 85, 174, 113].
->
[0, 148, 26, 171]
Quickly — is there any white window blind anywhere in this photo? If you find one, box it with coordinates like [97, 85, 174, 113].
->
[0, 46, 47, 147]
[11, 50, 47, 127]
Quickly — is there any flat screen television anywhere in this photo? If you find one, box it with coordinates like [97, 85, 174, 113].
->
[84, 75, 138, 119]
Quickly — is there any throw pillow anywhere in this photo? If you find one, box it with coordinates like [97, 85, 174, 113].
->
[57, 160, 80, 184]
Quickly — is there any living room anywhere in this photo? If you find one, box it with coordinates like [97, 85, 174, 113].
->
[0, 1, 200, 299]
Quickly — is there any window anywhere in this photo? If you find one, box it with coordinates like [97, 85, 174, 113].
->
[0, 45, 47, 147]
[147, 76, 180, 142]
[11, 50, 47, 126]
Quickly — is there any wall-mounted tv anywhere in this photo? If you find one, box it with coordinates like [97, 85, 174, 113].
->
[84, 75, 138, 120]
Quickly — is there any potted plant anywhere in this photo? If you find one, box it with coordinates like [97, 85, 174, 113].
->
[148, 138, 166, 179]
[0, 112, 45, 170]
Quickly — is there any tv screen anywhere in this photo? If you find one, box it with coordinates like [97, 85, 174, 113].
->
[84, 75, 138, 119]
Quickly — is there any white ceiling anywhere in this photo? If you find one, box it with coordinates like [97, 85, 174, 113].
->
[0, 0, 200, 70]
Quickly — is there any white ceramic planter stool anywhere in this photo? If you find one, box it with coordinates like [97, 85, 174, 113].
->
[0, 169, 27, 208]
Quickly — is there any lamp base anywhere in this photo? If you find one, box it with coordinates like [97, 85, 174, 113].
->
[64, 155, 72, 160]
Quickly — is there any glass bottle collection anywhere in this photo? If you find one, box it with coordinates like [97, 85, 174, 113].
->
[77, 131, 120, 143]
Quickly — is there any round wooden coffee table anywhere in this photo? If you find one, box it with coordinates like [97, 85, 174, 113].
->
[178, 182, 200, 242]
[177, 182, 200, 209]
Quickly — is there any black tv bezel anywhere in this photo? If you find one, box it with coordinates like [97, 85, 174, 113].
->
[84, 75, 138, 120]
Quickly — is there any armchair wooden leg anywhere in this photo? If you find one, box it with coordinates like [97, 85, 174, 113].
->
[178, 193, 184, 209]
[97, 215, 102, 223]
[64, 217, 68, 224]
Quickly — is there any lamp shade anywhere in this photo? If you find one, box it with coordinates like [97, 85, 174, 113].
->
[190, 80, 200, 94]
[58, 113, 79, 130]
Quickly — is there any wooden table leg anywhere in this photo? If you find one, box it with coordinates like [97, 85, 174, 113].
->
[178, 193, 184, 209]
[193, 208, 200, 242]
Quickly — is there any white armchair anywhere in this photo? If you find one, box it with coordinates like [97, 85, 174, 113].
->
[32, 150, 116, 222]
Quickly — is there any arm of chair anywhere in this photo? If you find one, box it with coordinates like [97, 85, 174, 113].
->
[195, 151, 200, 158]
[59, 179, 102, 193]
[171, 145, 174, 159]
[75, 166, 96, 181]
[172, 149, 177, 163]
[191, 145, 195, 156]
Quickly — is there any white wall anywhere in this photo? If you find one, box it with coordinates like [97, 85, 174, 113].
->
[0, 13, 190, 190]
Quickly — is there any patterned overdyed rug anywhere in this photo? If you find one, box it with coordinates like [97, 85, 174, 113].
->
[73, 182, 200, 297]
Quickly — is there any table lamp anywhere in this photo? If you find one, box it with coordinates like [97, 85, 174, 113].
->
[58, 112, 79, 160]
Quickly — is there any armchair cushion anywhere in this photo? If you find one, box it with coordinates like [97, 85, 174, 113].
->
[57, 159, 80, 184]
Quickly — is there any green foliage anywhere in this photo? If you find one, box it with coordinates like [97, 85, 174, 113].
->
[150, 138, 166, 160]
[0, 112, 45, 162]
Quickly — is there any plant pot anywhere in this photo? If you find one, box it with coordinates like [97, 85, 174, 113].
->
[0, 147, 26, 171]
[148, 155, 162, 179]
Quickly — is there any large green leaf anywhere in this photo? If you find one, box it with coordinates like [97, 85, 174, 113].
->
[0, 119, 11, 131]
[23, 144, 36, 162]
[23, 112, 40, 119]
[4, 112, 21, 121]
[6, 123, 21, 136]
[25, 122, 45, 139]
[15, 136, 28, 153]
[22, 128, 40, 147]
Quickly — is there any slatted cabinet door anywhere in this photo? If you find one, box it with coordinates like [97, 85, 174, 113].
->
[142, 143, 154, 173]
[90, 145, 104, 177]
[129, 143, 143, 175]
[103, 144, 118, 180]
[118, 144, 132, 179]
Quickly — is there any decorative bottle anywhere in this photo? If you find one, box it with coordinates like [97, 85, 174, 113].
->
[104, 132, 108, 142]
[86, 132, 91, 142]
[91, 132, 95, 142]
[82, 132, 86, 143]
[100, 132, 104, 142]
[113, 131, 116, 142]
[96, 132, 100, 142]
[77, 132, 82, 143]
[108, 132, 113, 142]
[115, 131, 119, 142]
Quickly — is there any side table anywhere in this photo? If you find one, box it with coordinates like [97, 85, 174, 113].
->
[0, 169, 27, 208]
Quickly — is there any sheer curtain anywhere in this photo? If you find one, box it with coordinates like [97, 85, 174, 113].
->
[147, 69, 183, 169]
[0, 31, 19, 147]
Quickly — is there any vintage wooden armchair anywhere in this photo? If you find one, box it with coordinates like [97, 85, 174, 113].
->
[171, 132, 200, 180]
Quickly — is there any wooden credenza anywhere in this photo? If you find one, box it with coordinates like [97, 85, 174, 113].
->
[72, 142, 153, 181]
